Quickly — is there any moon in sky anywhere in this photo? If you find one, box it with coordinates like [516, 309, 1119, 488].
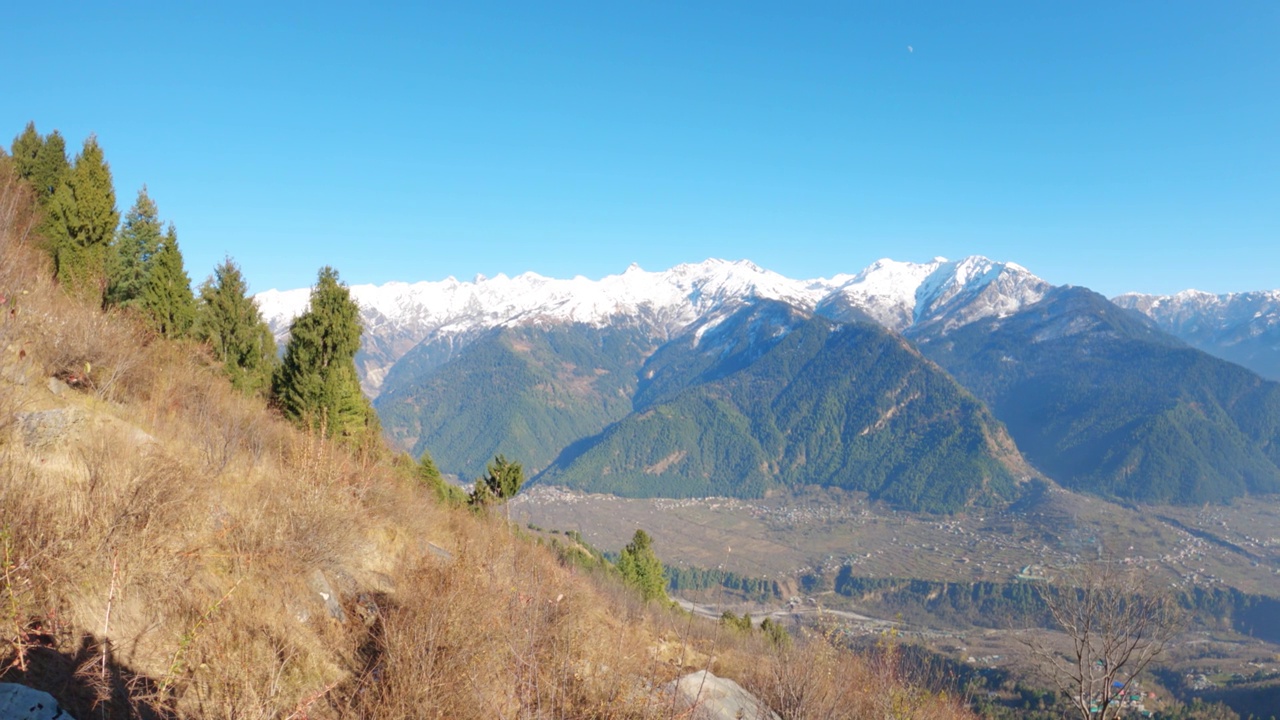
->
[908, 45, 914, 53]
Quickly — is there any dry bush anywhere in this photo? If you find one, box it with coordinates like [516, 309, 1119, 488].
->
[341, 514, 672, 720]
[743, 626, 975, 720]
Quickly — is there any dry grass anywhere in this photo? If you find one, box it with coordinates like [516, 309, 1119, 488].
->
[0, 164, 977, 719]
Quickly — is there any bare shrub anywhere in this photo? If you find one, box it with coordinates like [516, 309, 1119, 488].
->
[1022, 560, 1183, 720]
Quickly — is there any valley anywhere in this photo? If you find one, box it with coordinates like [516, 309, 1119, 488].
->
[513, 483, 1280, 598]
[513, 482, 1280, 709]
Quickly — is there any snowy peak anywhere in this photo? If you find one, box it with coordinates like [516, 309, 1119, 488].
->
[256, 258, 829, 338]
[256, 255, 1051, 395]
[1114, 288, 1280, 380]
[819, 256, 1050, 334]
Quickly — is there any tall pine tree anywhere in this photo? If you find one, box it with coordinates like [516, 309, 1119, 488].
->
[10, 123, 42, 183]
[46, 135, 118, 296]
[31, 131, 69, 203]
[195, 257, 278, 394]
[272, 266, 373, 439]
[140, 225, 196, 337]
[105, 187, 163, 308]
[616, 529, 669, 603]
[10, 123, 69, 204]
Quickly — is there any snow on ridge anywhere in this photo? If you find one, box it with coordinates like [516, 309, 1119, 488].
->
[818, 255, 1048, 332]
[255, 255, 1048, 339]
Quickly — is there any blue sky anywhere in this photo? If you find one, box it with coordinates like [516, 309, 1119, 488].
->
[4, 2, 1277, 296]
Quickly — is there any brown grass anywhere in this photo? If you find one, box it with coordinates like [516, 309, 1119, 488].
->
[0, 162, 977, 719]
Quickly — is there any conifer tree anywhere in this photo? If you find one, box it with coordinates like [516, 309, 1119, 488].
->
[10, 123, 69, 205]
[46, 135, 118, 295]
[195, 257, 278, 394]
[470, 454, 525, 507]
[10, 123, 42, 181]
[140, 225, 196, 337]
[105, 187, 163, 308]
[417, 450, 467, 505]
[616, 529, 668, 603]
[31, 131, 69, 202]
[272, 266, 373, 439]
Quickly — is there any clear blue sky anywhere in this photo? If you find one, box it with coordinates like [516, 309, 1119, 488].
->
[4, 2, 1277, 296]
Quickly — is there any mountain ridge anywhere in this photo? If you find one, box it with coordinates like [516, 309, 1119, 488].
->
[1114, 288, 1280, 381]
[257, 255, 1051, 396]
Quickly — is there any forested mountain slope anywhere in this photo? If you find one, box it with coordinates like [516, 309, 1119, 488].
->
[537, 301, 1031, 512]
[920, 287, 1280, 504]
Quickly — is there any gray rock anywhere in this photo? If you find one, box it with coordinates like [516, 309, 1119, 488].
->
[14, 409, 82, 449]
[663, 670, 779, 720]
[45, 377, 69, 397]
[307, 569, 346, 623]
[426, 541, 454, 563]
[0, 683, 75, 719]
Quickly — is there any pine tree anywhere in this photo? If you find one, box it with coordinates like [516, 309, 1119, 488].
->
[272, 266, 373, 439]
[417, 450, 467, 505]
[195, 257, 278, 394]
[470, 454, 524, 507]
[10, 123, 42, 181]
[616, 529, 668, 603]
[140, 225, 196, 337]
[47, 135, 118, 295]
[31, 131, 69, 203]
[105, 187, 163, 308]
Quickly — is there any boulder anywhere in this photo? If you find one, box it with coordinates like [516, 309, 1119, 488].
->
[307, 568, 347, 623]
[663, 670, 779, 720]
[14, 409, 82, 449]
[0, 683, 75, 720]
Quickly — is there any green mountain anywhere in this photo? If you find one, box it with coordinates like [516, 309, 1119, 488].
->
[918, 287, 1280, 504]
[373, 323, 654, 480]
[536, 301, 1030, 512]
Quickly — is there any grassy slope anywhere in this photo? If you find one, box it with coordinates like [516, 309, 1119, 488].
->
[0, 164, 973, 720]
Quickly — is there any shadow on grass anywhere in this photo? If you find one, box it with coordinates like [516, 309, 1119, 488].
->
[2, 630, 173, 720]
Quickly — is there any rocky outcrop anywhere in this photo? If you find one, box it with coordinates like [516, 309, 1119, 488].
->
[307, 568, 347, 624]
[13, 408, 82, 449]
[663, 670, 779, 720]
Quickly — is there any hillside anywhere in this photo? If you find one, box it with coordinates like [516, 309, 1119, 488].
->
[537, 301, 1031, 512]
[920, 287, 1280, 504]
[374, 323, 655, 478]
[0, 150, 974, 719]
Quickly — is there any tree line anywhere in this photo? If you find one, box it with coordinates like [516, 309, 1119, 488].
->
[6, 121, 374, 443]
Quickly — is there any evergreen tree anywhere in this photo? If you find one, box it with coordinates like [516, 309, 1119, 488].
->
[194, 257, 278, 394]
[10, 123, 69, 205]
[105, 187, 163, 308]
[470, 454, 524, 507]
[10, 123, 41, 181]
[417, 450, 467, 505]
[47, 135, 118, 295]
[31, 131, 69, 202]
[616, 529, 668, 603]
[139, 225, 196, 337]
[272, 266, 373, 439]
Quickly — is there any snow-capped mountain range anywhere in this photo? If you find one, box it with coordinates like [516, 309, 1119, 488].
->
[1114, 289, 1280, 380]
[256, 256, 1280, 394]
[255, 256, 1050, 395]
